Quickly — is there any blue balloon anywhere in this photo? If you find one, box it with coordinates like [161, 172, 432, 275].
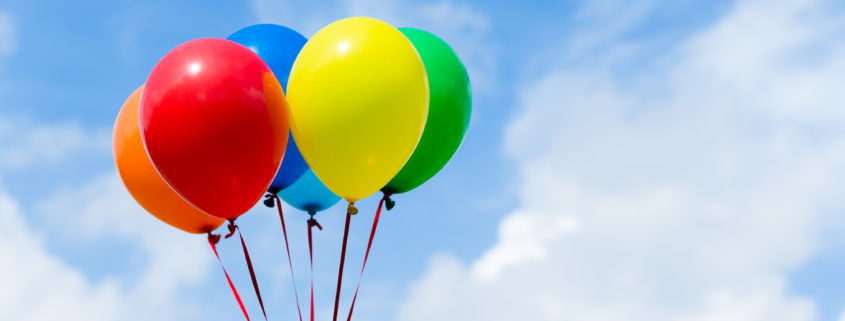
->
[280, 169, 341, 214]
[268, 136, 308, 192]
[227, 24, 307, 91]
[228, 24, 309, 192]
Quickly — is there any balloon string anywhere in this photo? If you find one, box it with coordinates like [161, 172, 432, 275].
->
[208, 233, 250, 321]
[226, 222, 268, 321]
[308, 216, 323, 321]
[332, 204, 355, 321]
[269, 194, 304, 321]
[346, 193, 390, 321]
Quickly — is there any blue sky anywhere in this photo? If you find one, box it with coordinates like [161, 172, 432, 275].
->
[1, 0, 845, 320]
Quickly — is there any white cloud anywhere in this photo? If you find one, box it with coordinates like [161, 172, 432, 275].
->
[0, 11, 15, 56]
[0, 118, 110, 171]
[0, 172, 216, 320]
[839, 309, 845, 321]
[38, 173, 214, 290]
[398, 0, 845, 320]
[0, 191, 122, 320]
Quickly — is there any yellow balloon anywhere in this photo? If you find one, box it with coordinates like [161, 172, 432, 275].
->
[287, 17, 429, 202]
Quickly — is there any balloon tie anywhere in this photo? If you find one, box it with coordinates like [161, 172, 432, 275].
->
[207, 232, 250, 321]
[269, 193, 304, 321]
[263, 193, 276, 208]
[208, 232, 222, 245]
[345, 193, 388, 321]
[308, 216, 323, 231]
[228, 221, 268, 320]
[332, 203, 354, 321]
[384, 191, 395, 211]
[307, 213, 322, 321]
[225, 220, 237, 239]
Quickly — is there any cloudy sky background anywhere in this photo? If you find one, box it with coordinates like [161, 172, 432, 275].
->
[2, 0, 845, 320]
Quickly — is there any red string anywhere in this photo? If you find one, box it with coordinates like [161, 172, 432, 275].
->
[345, 193, 389, 321]
[332, 207, 353, 321]
[226, 222, 268, 320]
[270, 194, 304, 321]
[208, 233, 250, 321]
[308, 217, 322, 321]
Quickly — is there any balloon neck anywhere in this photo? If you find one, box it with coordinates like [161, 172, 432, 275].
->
[381, 187, 396, 194]
[308, 209, 317, 216]
[347, 203, 358, 215]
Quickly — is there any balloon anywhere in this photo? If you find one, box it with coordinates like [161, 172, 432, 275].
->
[228, 24, 310, 192]
[268, 137, 308, 192]
[113, 86, 225, 234]
[383, 28, 472, 194]
[287, 17, 429, 202]
[227, 24, 307, 91]
[280, 169, 341, 214]
[140, 38, 289, 220]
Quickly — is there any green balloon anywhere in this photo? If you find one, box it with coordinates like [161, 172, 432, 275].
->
[383, 28, 472, 194]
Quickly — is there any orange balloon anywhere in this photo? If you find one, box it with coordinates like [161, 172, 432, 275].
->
[113, 86, 224, 234]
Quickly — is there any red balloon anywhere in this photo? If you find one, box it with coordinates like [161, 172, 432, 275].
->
[140, 38, 289, 220]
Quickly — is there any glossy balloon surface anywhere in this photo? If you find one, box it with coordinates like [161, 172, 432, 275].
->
[140, 38, 289, 219]
[287, 17, 429, 202]
[268, 137, 308, 192]
[228, 24, 309, 191]
[280, 169, 341, 214]
[383, 28, 472, 194]
[114, 86, 224, 234]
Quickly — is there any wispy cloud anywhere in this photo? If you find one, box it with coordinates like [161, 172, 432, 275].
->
[0, 11, 15, 56]
[249, 0, 496, 92]
[0, 118, 110, 172]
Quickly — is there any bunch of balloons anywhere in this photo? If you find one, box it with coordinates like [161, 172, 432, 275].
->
[112, 16, 470, 321]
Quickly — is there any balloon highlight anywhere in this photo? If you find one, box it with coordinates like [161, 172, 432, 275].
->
[140, 38, 289, 220]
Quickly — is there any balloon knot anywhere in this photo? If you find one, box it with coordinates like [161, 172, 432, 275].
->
[384, 192, 395, 211]
[224, 220, 237, 239]
[308, 217, 323, 230]
[207, 232, 221, 245]
[347, 203, 358, 215]
[263, 194, 276, 208]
